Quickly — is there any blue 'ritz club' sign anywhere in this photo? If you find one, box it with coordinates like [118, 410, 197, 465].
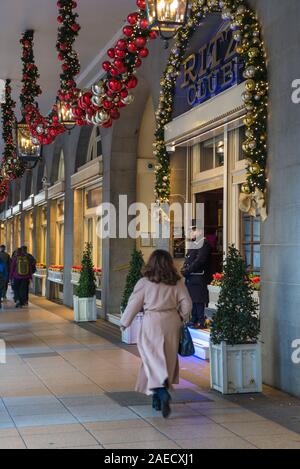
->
[173, 21, 245, 118]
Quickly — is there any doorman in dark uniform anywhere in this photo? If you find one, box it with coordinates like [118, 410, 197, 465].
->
[181, 221, 212, 329]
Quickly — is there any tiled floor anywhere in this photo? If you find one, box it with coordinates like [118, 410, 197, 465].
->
[0, 294, 300, 449]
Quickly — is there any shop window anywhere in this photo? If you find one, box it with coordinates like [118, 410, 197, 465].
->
[199, 134, 224, 172]
[241, 213, 261, 274]
[87, 188, 101, 209]
[88, 127, 102, 162]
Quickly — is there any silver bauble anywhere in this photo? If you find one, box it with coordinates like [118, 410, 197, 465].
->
[121, 95, 135, 105]
[92, 95, 102, 107]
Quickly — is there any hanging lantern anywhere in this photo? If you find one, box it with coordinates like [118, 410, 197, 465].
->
[146, 0, 191, 45]
[16, 119, 41, 169]
[56, 98, 76, 131]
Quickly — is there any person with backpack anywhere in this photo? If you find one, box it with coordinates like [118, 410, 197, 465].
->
[10, 248, 32, 308]
[0, 258, 8, 310]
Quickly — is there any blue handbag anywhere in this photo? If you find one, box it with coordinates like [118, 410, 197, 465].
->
[178, 324, 195, 357]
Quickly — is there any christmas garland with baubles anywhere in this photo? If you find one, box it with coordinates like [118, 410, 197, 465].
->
[154, 0, 268, 220]
[23, 0, 156, 145]
[0, 80, 25, 185]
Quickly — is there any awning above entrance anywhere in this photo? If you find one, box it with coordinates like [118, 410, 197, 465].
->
[165, 83, 245, 147]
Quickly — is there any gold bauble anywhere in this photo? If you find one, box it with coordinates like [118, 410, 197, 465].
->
[249, 163, 261, 175]
[248, 47, 259, 59]
[241, 183, 251, 194]
[260, 133, 267, 142]
[243, 115, 255, 127]
[236, 45, 244, 55]
[245, 79, 256, 92]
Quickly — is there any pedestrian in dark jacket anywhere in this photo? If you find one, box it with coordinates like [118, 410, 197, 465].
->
[21, 246, 36, 304]
[0, 259, 8, 309]
[181, 222, 212, 329]
[0, 245, 11, 300]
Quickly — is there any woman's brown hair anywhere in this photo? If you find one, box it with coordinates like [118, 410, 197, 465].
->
[143, 250, 181, 286]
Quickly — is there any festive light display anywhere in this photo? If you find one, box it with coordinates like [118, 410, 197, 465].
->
[145, 0, 191, 44]
[153, 0, 268, 218]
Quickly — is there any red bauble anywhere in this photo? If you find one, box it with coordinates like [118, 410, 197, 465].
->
[102, 119, 113, 128]
[117, 39, 127, 50]
[107, 48, 115, 58]
[126, 76, 138, 89]
[110, 67, 120, 77]
[110, 107, 120, 118]
[62, 64, 69, 72]
[115, 49, 126, 58]
[120, 89, 128, 99]
[117, 100, 126, 108]
[114, 59, 127, 73]
[139, 47, 149, 58]
[149, 30, 158, 40]
[135, 37, 147, 48]
[140, 18, 149, 30]
[127, 42, 137, 53]
[58, 53, 64, 61]
[123, 26, 134, 37]
[83, 92, 92, 105]
[108, 78, 122, 93]
[57, 15, 63, 23]
[127, 13, 139, 25]
[136, 0, 146, 10]
[135, 58, 142, 68]
[71, 24, 80, 32]
[102, 99, 113, 110]
[102, 61, 111, 72]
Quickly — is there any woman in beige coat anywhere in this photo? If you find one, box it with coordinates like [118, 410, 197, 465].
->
[121, 250, 192, 418]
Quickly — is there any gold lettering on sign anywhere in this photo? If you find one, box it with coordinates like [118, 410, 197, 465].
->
[225, 31, 237, 61]
[222, 62, 235, 86]
[181, 54, 197, 88]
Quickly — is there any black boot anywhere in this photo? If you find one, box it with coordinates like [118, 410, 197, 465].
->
[157, 388, 172, 419]
[152, 393, 161, 411]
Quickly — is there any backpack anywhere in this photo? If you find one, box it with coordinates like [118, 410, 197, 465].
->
[17, 256, 30, 277]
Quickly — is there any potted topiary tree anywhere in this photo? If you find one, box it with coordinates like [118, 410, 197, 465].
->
[210, 246, 262, 395]
[73, 243, 97, 323]
[121, 249, 144, 345]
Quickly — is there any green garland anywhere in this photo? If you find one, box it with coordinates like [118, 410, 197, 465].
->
[20, 30, 42, 113]
[1, 80, 25, 181]
[154, 0, 268, 213]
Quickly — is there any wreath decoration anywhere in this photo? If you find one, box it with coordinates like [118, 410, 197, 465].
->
[154, 0, 268, 219]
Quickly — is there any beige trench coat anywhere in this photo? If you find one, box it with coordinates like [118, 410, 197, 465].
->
[121, 278, 192, 395]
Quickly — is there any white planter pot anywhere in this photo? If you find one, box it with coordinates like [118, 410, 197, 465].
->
[208, 285, 221, 309]
[210, 341, 262, 395]
[121, 313, 143, 345]
[73, 296, 97, 323]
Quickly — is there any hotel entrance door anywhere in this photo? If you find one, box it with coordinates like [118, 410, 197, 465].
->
[196, 188, 224, 277]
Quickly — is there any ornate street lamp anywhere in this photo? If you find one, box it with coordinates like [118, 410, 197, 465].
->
[56, 98, 76, 131]
[146, 0, 191, 45]
[16, 119, 42, 170]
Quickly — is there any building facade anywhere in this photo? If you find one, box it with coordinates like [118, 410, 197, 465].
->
[1, 0, 300, 398]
